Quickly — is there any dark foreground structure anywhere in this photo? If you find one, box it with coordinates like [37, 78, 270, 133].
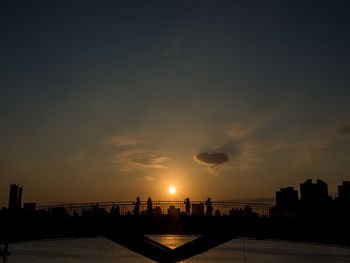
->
[1, 212, 350, 262]
[1, 179, 350, 262]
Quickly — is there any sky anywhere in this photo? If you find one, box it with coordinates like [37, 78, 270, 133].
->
[1, 0, 350, 206]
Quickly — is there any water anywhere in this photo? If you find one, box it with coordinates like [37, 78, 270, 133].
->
[4, 236, 350, 263]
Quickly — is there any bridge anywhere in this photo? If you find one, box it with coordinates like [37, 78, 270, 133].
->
[1, 200, 349, 262]
[35, 200, 274, 217]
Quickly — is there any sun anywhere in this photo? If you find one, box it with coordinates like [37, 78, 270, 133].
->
[169, 186, 176, 194]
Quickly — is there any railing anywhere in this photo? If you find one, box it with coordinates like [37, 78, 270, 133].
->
[36, 201, 274, 217]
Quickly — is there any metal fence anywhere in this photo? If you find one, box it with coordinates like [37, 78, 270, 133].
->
[36, 201, 274, 217]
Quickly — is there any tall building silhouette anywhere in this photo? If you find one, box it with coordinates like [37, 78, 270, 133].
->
[338, 181, 350, 203]
[300, 179, 330, 207]
[8, 184, 22, 210]
[276, 187, 298, 208]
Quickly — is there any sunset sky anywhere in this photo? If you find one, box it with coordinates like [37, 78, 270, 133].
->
[1, 1, 350, 206]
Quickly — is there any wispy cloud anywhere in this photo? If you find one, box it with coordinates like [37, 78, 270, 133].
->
[337, 124, 350, 135]
[228, 121, 259, 138]
[105, 135, 143, 147]
[142, 175, 156, 182]
[131, 153, 169, 168]
[230, 141, 264, 170]
[113, 150, 169, 171]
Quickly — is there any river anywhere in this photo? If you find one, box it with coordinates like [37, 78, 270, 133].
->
[4, 235, 350, 263]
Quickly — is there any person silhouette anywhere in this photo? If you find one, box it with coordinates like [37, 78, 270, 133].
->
[184, 198, 191, 215]
[147, 197, 153, 214]
[134, 197, 141, 215]
[205, 197, 213, 216]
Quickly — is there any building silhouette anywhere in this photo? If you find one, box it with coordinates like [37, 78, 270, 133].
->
[270, 186, 300, 218]
[229, 206, 258, 217]
[153, 206, 162, 215]
[23, 203, 36, 212]
[8, 184, 22, 211]
[338, 181, 350, 203]
[300, 179, 330, 208]
[168, 206, 180, 215]
[270, 179, 342, 219]
[276, 187, 298, 208]
[191, 203, 204, 216]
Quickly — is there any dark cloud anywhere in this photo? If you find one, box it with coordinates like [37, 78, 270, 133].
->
[194, 140, 243, 168]
[337, 125, 350, 135]
[194, 152, 229, 167]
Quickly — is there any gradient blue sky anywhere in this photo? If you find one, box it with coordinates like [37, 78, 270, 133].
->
[1, 0, 350, 206]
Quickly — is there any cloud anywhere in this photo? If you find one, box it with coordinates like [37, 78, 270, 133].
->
[230, 141, 264, 170]
[194, 152, 229, 167]
[217, 141, 242, 157]
[131, 153, 169, 168]
[142, 175, 155, 182]
[105, 135, 143, 147]
[337, 125, 350, 135]
[194, 139, 244, 169]
[228, 121, 259, 138]
[113, 151, 169, 171]
[193, 121, 262, 170]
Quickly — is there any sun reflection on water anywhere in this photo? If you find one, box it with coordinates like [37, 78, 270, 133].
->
[146, 235, 199, 249]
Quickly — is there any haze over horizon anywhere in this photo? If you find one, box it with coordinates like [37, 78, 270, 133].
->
[1, 1, 350, 207]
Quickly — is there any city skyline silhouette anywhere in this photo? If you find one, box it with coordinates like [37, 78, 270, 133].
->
[1, 178, 350, 262]
[3, 178, 349, 215]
